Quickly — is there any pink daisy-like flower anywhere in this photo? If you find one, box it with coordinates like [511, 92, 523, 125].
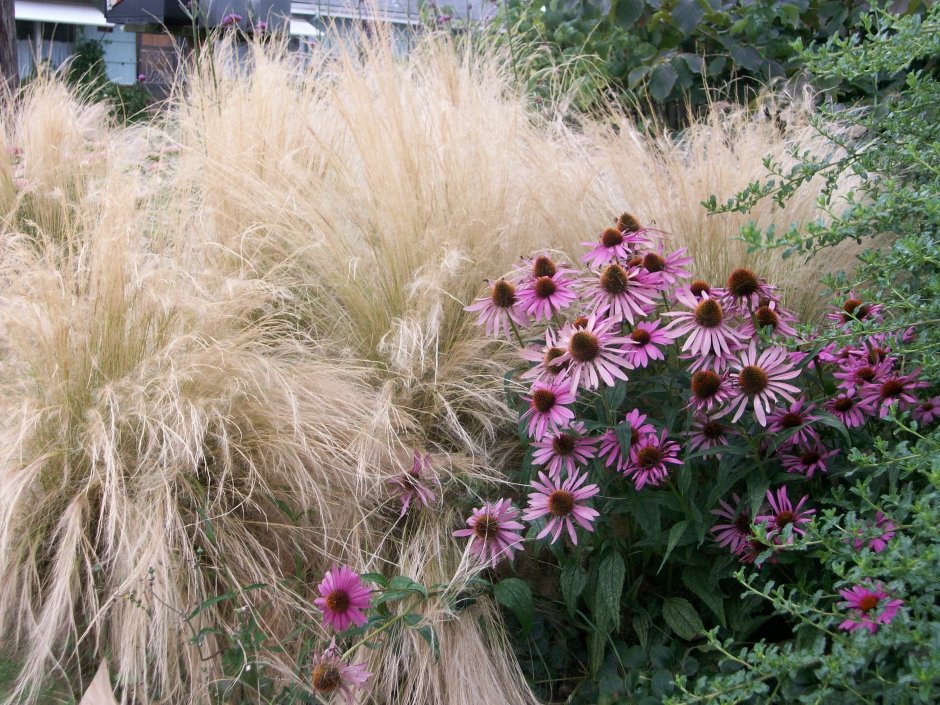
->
[833, 358, 892, 395]
[519, 328, 569, 383]
[781, 441, 839, 478]
[453, 498, 525, 567]
[663, 294, 743, 359]
[638, 246, 693, 287]
[310, 640, 372, 704]
[584, 262, 659, 325]
[768, 398, 820, 448]
[755, 486, 815, 545]
[710, 493, 752, 554]
[739, 300, 800, 339]
[721, 343, 802, 426]
[859, 368, 928, 418]
[624, 319, 676, 368]
[531, 423, 598, 479]
[721, 268, 778, 313]
[838, 584, 903, 634]
[517, 253, 578, 282]
[580, 214, 651, 267]
[912, 396, 940, 425]
[826, 291, 885, 327]
[517, 270, 579, 322]
[387, 451, 440, 518]
[520, 378, 577, 439]
[465, 278, 530, 339]
[314, 566, 373, 632]
[522, 470, 600, 544]
[846, 336, 895, 368]
[598, 408, 655, 471]
[851, 512, 896, 554]
[554, 314, 633, 391]
[688, 416, 735, 457]
[625, 431, 682, 490]
[825, 394, 868, 428]
[674, 279, 724, 309]
[687, 369, 734, 413]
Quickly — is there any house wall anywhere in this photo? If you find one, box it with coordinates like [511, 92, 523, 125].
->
[80, 25, 138, 85]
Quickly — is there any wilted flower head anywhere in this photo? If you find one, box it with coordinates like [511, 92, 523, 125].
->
[220, 12, 243, 26]
[387, 451, 439, 517]
[453, 499, 525, 567]
[310, 640, 371, 703]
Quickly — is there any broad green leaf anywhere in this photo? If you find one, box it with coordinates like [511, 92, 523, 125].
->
[627, 64, 651, 88]
[560, 562, 588, 616]
[614, 419, 633, 459]
[662, 597, 705, 641]
[388, 575, 429, 597]
[493, 578, 534, 634]
[648, 63, 679, 101]
[593, 552, 626, 631]
[614, 0, 645, 27]
[731, 45, 764, 72]
[681, 567, 726, 626]
[360, 572, 389, 588]
[632, 609, 651, 651]
[671, 0, 704, 34]
[588, 629, 607, 675]
[657, 520, 689, 573]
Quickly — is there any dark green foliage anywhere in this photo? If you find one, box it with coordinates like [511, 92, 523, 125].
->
[64, 40, 152, 123]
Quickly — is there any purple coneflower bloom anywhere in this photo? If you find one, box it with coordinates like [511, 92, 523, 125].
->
[516, 253, 578, 282]
[519, 328, 568, 382]
[625, 319, 675, 368]
[581, 218, 650, 267]
[310, 640, 372, 704]
[521, 378, 576, 439]
[625, 431, 682, 490]
[756, 486, 815, 545]
[531, 423, 597, 479]
[663, 294, 743, 359]
[598, 408, 655, 471]
[852, 512, 896, 553]
[465, 278, 530, 339]
[838, 584, 903, 634]
[687, 369, 734, 413]
[674, 279, 723, 308]
[584, 262, 659, 324]
[220, 12, 243, 26]
[453, 498, 525, 567]
[387, 451, 440, 518]
[721, 268, 777, 313]
[688, 416, 735, 456]
[517, 271, 579, 322]
[767, 398, 820, 447]
[314, 566, 373, 632]
[638, 246, 693, 287]
[710, 493, 752, 554]
[833, 358, 892, 395]
[721, 343, 801, 426]
[912, 396, 940, 425]
[825, 394, 868, 428]
[554, 314, 632, 391]
[781, 441, 839, 478]
[860, 369, 928, 418]
[523, 470, 600, 544]
[826, 291, 885, 326]
[739, 300, 800, 339]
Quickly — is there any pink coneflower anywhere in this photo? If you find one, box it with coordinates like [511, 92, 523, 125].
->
[859, 369, 928, 418]
[710, 494, 752, 554]
[554, 314, 633, 391]
[721, 268, 777, 312]
[625, 431, 682, 490]
[838, 584, 903, 634]
[521, 379, 577, 439]
[846, 335, 895, 367]
[516, 253, 578, 282]
[522, 470, 600, 544]
[825, 394, 867, 428]
[517, 271, 579, 322]
[721, 343, 802, 426]
[739, 300, 800, 339]
[912, 396, 940, 425]
[674, 279, 724, 308]
[663, 294, 743, 358]
[833, 358, 893, 395]
[453, 499, 525, 567]
[220, 12, 243, 26]
[687, 369, 734, 413]
[584, 263, 659, 324]
[314, 566, 373, 632]
[465, 279, 530, 339]
[387, 451, 440, 518]
[580, 218, 650, 267]
[689, 416, 735, 456]
[638, 246, 693, 287]
[531, 423, 597, 479]
[756, 486, 815, 545]
[781, 442, 839, 478]
[625, 319, 676, 368]
[827, 292, 885, 326]
[768, 398, 820, 447]
[519, 328, 568, 382]
[310, 640, 372, 703]
[598, 409, 655, 471]
[852, 512, 896, 553]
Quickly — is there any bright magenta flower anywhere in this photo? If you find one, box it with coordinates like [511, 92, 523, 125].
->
[314, 566, 373, 632]
[826, 291, 885, 327]
[531, 423, 597, 479]
[554, 314, 633, 391]
[768, 398, 820, 447]
[583, 263, 659, 325]
[522, 470, 600, 544]
[833, 358, 892, 395]
[624, 319, 676, 368]
[851, 512, 896, 554]
[465, 278, 530, 339]
[310, 640, 372, 703]
[387, 451, 440, 518]
[638, 246, 693, 287]
[859, 368, 928, 418]
[710, 493, 752, 555]
[625, 431, 682, 490]
[825, 394, 868, 428]
[687, 369, 734, 413]
[581, 223, 650, 267]
[913, 396, 940, 425]
[755, 486, 815, 545]
[519, 328, 568, 383]
[663, 294, 743, 359]
[722, 343, 801, 426]
[517, 271, 579, 322]
[739, 300, 799, 339]
[781, 442, 839, 478]
[521, 379, 577, 439]
[453, 499, 525, 567]
[838, 584, 903, 634]
[598, 408, 655, 472]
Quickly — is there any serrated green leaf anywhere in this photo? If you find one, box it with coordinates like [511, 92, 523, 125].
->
[671, 0, 704, 34]
[593, 552, 626, 631]
[633, 609, 651, 651]
[494, 578, 534, 634]
[680, 567, 726, 626]
[560, 562, 588, 616]
[662, 597, 705, 641]
[588, 629, 607, 675]
[614, 0, 645, 27]
[648, 63, 679, 101]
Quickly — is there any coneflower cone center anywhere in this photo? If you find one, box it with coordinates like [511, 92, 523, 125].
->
[631, 328, 652, 345]
[600, 264, 629, 295]
[690, 280, 710, 297]
[552, 433, 576, 455]
[881, 379, 904, 399]
[573, 315, 589, 329]
[868, 347, 888, 364]
[618, 212, 642, 233]
[739, 365, 770, 395]
[775, 511, 795, 529]
[473, 514, 501, 541]
[601, 227, 624, 248]
[548, 490, 575, 517]
[643, 252, 665, 273]
[312, 664, 342, 692]
[833, 397, 854, 412]
[532, 256, 557, 278]
[842, 298, 863, 315]
[636, 446, 662, 469]
[532, 388, 557, 413]
[857, 366, 876, 383]
[727, 268, 760, 297]
[325, 590, 350, 613]
[694, 299, 723, 328]
[801, 451, 820, 465]
[780, 412, 802, 429]
[691, 370, 722, 400]
[570, 331, 601, 362]
[733, 511, 751, 533]
[703, 421, 725, 439]
[544, 347, 566, 367]
[755, 306, 779, 329]
[491, 280, 516, 308]
[534, 276, 557, 298]
[858, 595, 879, 612]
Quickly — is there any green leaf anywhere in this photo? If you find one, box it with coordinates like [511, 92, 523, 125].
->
[373, 590, 412, 606]
[662, 597, 705, 641]
[360, 572, 389, 588]
[417, 625, 440, 660]
[560, 562, 588, 616]
[614, 419, 633, 459]
[730, 45, 764, 72]
[630, 499, 661, 537]
[593, 552, 626, 631]
[671, 0, 704, 34]
[493, 578, 534, 634]
[388, 575, 429, 597]
[681, 567, 726, 626]
[657, 520, 689, 573]
[614, 0, 645, 27]
[188, 592, 235, 619]
[632, 609, 651, 651]
[648, 62, 679, 101]
[651, 668, 675, 698]
[679, 52, 705, 74]
[588, 629, 607, 675]
[627, 64, 651, 89]
[706, 55, 727, 76]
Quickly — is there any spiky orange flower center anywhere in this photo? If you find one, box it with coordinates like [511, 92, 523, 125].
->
[601, 227, 624, 248]
[491, 280, 516, 308]
[755, 306, 779, 329]
[694, 299, 724, 328]
[636, 446, 662, 469]
[544, 347, 566, 367]
[727, 268, 760, 298]
[617, 212, 642, 233]
[630, 328, 651, 345]
[775, 511, 795, 529]
[532, 388, 557, 413]
[473, 514, 501, 541]
[325, 590, 350, 613]
[312, 664, 343, 692]
[642, 252, 665, 273]
[842, 298, 863, 315]
[552, 433, 576, 455]
[738, 365, 770, 395]
[833, 397, 854, 412]
[600, 264, 630, 295]
[856, 366, 876, 383]
[858, 595, 879, 613]
[880, 379, 904, 399]
[780, 412, 802, 429]
[570, 331, 601, 363]
[690, 279, 710, 297]
[627, 255, 644, 267]
[534, 276, 557, 299]
[532, 256, 557, 278]
[691, 370, 722, 400]
[572, 315, 589, 329]
[702, 421, 725, 439]
[548, 490, 575, 517]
